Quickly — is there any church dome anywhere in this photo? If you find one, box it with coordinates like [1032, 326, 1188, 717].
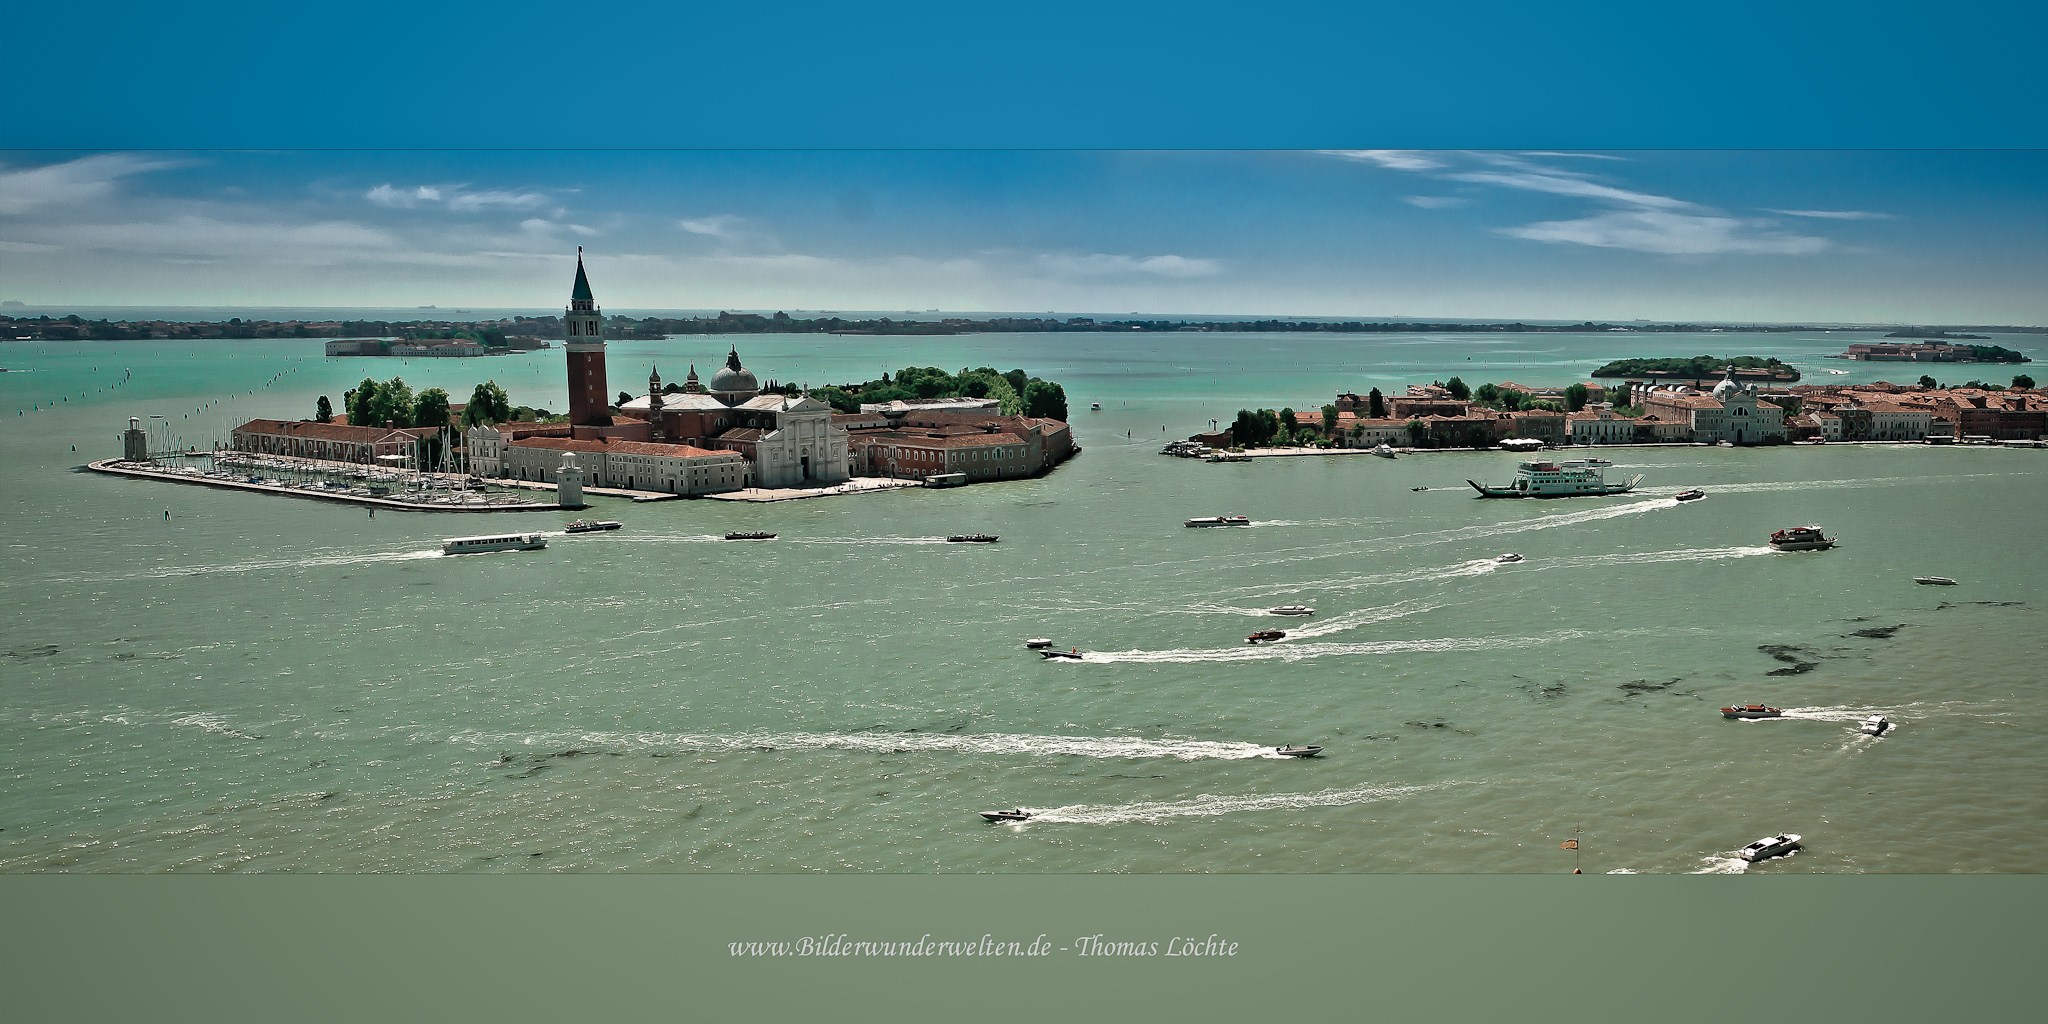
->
[707, 348, 759, 397]
[1712, 373, 1742, 401]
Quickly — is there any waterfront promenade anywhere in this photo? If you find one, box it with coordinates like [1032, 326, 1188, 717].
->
[88, 456, 562, 512]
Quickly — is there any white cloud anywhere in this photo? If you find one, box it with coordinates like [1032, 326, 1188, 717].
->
[1402, 195, 1468, 209]
[446, 189, 547, 212]
[1036, 253, 1222, 278]
[1764, 208, 1894, 220]
[1500, 211, 1830, 256]
[365, 184, 442, 208]
[1446, 170, 1692, 210]
[1517, 151, 1628, 160]
[1317, 150, 1445, 171]
[678, 214, 744, 237]
[0, 153, 186, 216]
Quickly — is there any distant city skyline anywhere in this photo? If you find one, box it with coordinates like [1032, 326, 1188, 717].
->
[2, 150, 2043, 324]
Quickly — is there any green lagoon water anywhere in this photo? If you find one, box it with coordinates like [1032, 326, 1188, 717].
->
[3, 330, 2044, 872]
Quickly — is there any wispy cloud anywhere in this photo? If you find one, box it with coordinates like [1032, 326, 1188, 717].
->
[364, 184, 546, 212]
[0, 153, 187, 215]
[447, 190, 546, 212]
[1501, 211, 1830, 255]
[366, 184, 441, 208]
[1517, 151, 1628, 160]
[1445, 170, 1693, 210]
[1763, 208, 1894, 220]
[1401, 196, 1468, 209]
[1318, 150, 1445, 171]
[1036, 253, 1222, 278]
[678, 214, 744, 237]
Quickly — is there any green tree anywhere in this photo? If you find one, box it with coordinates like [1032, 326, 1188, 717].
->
[1474, 383, 1500, 405]
[2015, 374, 2036, 390]
[1321, 404, 1339, 433]
[369, 376, 414, 428]
[1918, 375, 1938, 389]
[1564, 383, 1590, 412]
[1256, 409, 1279, 445]
[315, 395, 332, 423]
[1023, 380, 1068, 420]
[1232, 409, 1261, 447]
[412, 388, 451, 431]
[1367, 387, 1385, 419]
[1280, 407, 1298, 432]
[1003, 369, 1028, 396]
[617, 390, 634, 407]
[348, 377, 380, 426]
[1445, 377, 1471, 400]
[1498, 389, 1525, 412]
[463, 380, 512, 426]
[1407, 419, 1428, 446]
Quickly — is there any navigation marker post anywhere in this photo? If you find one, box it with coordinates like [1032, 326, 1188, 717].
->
[1562, 829, 1582, 873]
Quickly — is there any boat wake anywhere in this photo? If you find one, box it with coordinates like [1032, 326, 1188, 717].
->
[1232, 559, 1498, 599]
[434, 727, 1309, 761]
[1261, 599, 1444, 640]
[58, 548, 442, 583]
[1692, 855, 1753, 874]
[1016, 781, 1462, 825]
[1073, 628, 1635, 664]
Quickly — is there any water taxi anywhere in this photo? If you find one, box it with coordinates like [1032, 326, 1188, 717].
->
[947, 534, 998, 543]
[442, 533, 547, 555]
[1468, 459, 1643, 498]
[980, 809, 1032, 822]
[1269, 605, 1314, 616]
[1185, 515, 1251, 527]
[724, 531, 777, 541]
[1861, 715, 1890, 735]
[922, 472, 968, 488]
[1674, 488, 1706, 502]
[1024, 638, 1054, 649]
[563, 519, 622, 533]
[1274, 745, 1323, 758]
[1039, 648, 1084, 661]
[1913, 576, 1958, 586]
[1370, 444, 1398, 459]
[1090, 402, 1101, 410]
[1494, 553, 1524, 564]
[1736, 833, 1802, 862]
[1769, 527, 1835, 551]
[1720, 704, 1783, 719]
[1246, 630, 1287, 643]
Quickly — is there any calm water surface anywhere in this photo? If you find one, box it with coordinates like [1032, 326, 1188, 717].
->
[3, 331, 2043, 872]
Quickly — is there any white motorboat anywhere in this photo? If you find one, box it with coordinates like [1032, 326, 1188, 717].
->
[1024, 638, 1053, 649]
[1269, 605, 1314, 616]
[1039, 648, 1084, 661]
[1913, 576, 1958, 586]
[1674, 488, 1706, 502]
[442, 533, 546, 555]
[1861, 715, 1890, 735]
[1469, 459, 1642, 498]
[1274, 745, 1323, 757]
[1495, 553, 1524, 564]
[979, 809, 1032, 822]
[1370, 444, 1398, 459]
[1186, 515, 1251, 527]
[1736, 833, 1802, 862]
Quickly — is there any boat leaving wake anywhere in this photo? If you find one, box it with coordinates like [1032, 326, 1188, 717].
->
[435, 727, 1306, 761]
[1076, 628, 1642, 664]
[59, 547, 442, 584]
[1018, 780, 1463, 825]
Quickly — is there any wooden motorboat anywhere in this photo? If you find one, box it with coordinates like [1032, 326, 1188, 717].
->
[947, 534, 999, 543]
[1274, 745, 1323, 758]
[979, 809, 1032, 822]
[1039, 649, 1084, 661]
[1024, 638, 1054, 649]
[1269, 605, 1314, 616]
[564, 519, 622, 533]
[1861, 715, 1890, 735]
[1674, 488, 1706, 502]
[724, 531, 777, 541]
[1913, 576, 1958, 586]
[1185, 515, 1251, 527]
[1495, 553, 1524, 563]
[1736, 833, 1802, 862]
[1246, 630, 1287, 644]
[1720, 704, 1784, 719]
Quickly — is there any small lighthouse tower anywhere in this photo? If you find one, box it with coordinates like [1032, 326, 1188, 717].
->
[122, 416, 149, 462]
[556, 451, 586, 509]
[564, 248, 611, 427]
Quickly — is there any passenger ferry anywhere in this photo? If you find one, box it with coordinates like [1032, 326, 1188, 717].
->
[1768, 526, 1835, 551]
[1467, 459, 1643, 498]
[442, 533, 547, 555]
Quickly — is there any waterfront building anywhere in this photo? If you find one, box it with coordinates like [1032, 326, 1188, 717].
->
[1500, 409, 1567, 446]
[614, 348, 853, 487]
[563, 248, 610, 427]
[497, 435, 752, 494]
[1565, 408, 1639, 444]
[843, 411, 1075, 481]
[1637, 369, 1788, 444]
[231, 418, 418, 462]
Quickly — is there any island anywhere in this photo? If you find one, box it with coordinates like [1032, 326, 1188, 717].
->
[1589, 355, 1800, 382]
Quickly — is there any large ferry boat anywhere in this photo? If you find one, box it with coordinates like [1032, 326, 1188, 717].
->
[442, 533, 547, 555]
[1768, 527, 1835, 551]
[1467, 459, 1643, 498]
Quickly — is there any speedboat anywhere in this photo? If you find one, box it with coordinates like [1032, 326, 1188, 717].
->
[979, 809, 1032, 822]
[1269, 605, 1314, 616]
[1861, 715, 1890, 735]
[1716, 440, 1735, 447]
[1274, 745, 1323, 757]
[1371, 444, 1398, 459]
[1769, 527, 1835, 551]
[1412, 486, 1428, 491]
[1495, 553, 1524, 564]
[947, 534, 999, 543]
[724, 531, 777, 541]
[1185, 515, 1251, 527]
[1913, 576, 1958, 586]
[1024, 638, 1054, 649]
[1720, 704, 1783, 719]
[1674, 488, 1706, 502]
[1246, 630, 1287, 644]
[1736, 833, 1802, 862]
[1090, 403, 1101, 410]
[1039, 648, 1084, 660]
[564, 519, 622, 533]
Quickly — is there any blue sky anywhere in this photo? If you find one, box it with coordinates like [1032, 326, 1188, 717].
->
[2, 149, 2041, 323]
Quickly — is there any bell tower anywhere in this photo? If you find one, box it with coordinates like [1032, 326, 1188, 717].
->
[647, 365, 666, 441]
[564, 247, 611, 426]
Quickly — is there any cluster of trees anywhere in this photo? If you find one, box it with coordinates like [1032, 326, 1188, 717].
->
[1917, 374, 2036, 390]
[802, 367, 1068, 420]
[1589, 355, 1798, 380]
[337, 376, 452, 430]
[1451, 377, 1577, 413]
[1230, 407, 1331, 448]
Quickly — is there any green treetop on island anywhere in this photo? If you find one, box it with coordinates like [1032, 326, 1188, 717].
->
[1590, 355, 1799, 381]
